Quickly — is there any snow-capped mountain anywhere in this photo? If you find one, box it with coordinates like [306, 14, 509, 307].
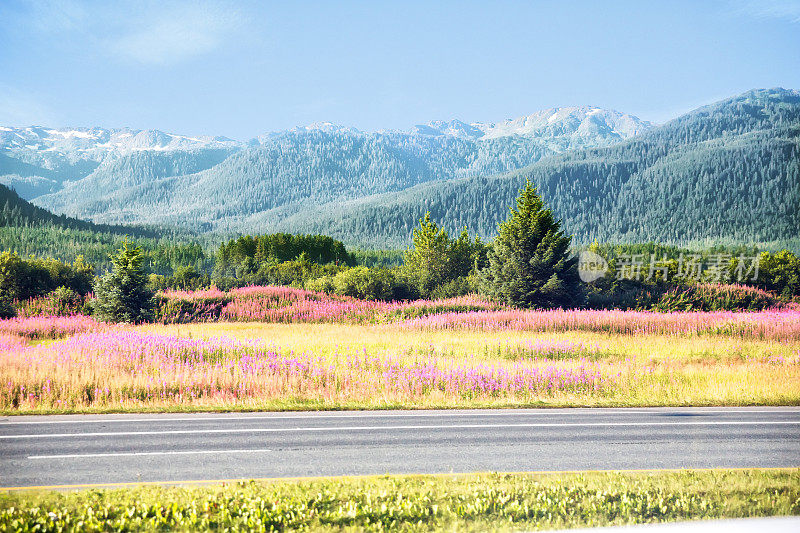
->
[0, 106, 650, 163]
[0, 105, 654, 217]
[0, 126, 238, 161]
[411, 107, 651, 141]
[1, 88, 794, 247]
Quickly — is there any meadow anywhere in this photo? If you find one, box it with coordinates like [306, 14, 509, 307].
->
[1, 286, 798, 413]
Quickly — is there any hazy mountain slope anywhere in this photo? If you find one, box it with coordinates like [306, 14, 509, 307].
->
[38, 148, 237, 218]
[418, 106, 651, 140]
[0, 126, 239, 199]
[19, 107, 650, 224]
[268, 88, 800, 247]
[0, 183, 159, 238]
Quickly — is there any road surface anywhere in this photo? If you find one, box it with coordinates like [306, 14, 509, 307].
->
[1, 407, 798, 489]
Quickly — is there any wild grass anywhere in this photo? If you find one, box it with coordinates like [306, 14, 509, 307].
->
[399, 309, 800, 341]
[1, 290, 798, 413]
[1, 318, 798, 413]
[1, 469, 798, 531]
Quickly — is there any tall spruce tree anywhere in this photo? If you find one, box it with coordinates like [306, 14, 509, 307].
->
[481, 181, 583, 308]
[94, 240, 155, 323]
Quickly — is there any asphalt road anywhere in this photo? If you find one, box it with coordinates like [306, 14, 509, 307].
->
[1, 407, 798, 489]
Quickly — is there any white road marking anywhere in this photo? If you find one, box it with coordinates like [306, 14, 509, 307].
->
[3, 420, 799, 439]
[1, 408, 796, 425]
[28, 449, 272, 459]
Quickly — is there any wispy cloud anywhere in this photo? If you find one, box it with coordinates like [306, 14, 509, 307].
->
[109, 2, 243, 66]
[733, 0, 800, 23]
[13, 0, 246, 66]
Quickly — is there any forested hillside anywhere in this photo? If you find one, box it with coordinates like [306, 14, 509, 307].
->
[2, 89, 798, 249]
[32, 116, 645, 227]
[0, 184, 142, 234]
[273, 88, 800, 248]
[3, 107, 646, 226]
[0, 184, 213, 273]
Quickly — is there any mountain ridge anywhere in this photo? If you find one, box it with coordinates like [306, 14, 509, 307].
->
[1, 105, 651, 202]
[1, 88, 797, 248]
[268, 88, 798, 247]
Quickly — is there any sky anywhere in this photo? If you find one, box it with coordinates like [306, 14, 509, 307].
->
[0, 0, 799, 140]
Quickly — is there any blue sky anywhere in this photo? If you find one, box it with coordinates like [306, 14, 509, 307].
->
[0, 0, 798, 139]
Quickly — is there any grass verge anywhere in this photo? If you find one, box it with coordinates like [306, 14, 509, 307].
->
[1, 469, 798, 531]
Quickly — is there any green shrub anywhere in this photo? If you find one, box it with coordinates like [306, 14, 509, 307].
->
[154, 293, 232, 324]
[305, 275, 336, 294]
[431, 276, 473, 299]
[332, 267, 396, 301]
[0, 296, 16, 319]
[585, 278, 668, 310]
[653, 284, 779, 312]
[308, 267, 419, 301]
[0, 252, 94, 302]
[750, 250, 800, 299]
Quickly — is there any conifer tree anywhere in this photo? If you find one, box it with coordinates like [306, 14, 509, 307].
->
[402, 213, 452, 297]
[94, 240, 155, 323]
[481, 181, 583, 308]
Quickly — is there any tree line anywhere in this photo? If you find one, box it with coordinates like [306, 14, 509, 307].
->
[3, 181, 799, 321]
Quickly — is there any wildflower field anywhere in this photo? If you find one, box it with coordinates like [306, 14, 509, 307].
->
[1, 286, 799, 413]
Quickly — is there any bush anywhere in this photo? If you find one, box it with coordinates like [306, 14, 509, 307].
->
[305, 275, 336, 294]
[214, 256, 346, 290]
[0, 296, 16, 319]
[332, 267, 396, 301]
[308, 267, 420, 301]
[653, 283, 780, 312]
[154, 289, 232, 324]
[750, 250, 800, 300]
[0, 252, 94, 302]
[431, 276, 474, 300]
[585, 278, 668, 310]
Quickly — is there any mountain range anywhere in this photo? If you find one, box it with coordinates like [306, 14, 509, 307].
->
[1, 88, 798, 248]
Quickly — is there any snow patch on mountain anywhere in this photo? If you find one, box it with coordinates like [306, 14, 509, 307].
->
[412, 106, 652, 140]
[0, 126, 240, 160]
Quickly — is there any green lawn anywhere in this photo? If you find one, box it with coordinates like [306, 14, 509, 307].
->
[2, 469, 798, 531]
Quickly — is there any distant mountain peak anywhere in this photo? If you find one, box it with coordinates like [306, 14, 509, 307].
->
[413, 106, 652, 140]
[0, 126, 238, 158]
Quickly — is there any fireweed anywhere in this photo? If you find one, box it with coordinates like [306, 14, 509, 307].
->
[1, 303, 799, 412]
[153, 286, 504, 324]
[1, 331, 613, 410]
[218, 287, 502, 323]
[0, 315, 102, 340]
[398, 309, 800, 341]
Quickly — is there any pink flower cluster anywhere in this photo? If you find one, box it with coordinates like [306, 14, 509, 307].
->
[0, 315, 102, 340]
[156, 285, 503, 324]
[399, 309, 800, 341]
[159, 287, 228, 301]
[1, 330, 608, 409]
